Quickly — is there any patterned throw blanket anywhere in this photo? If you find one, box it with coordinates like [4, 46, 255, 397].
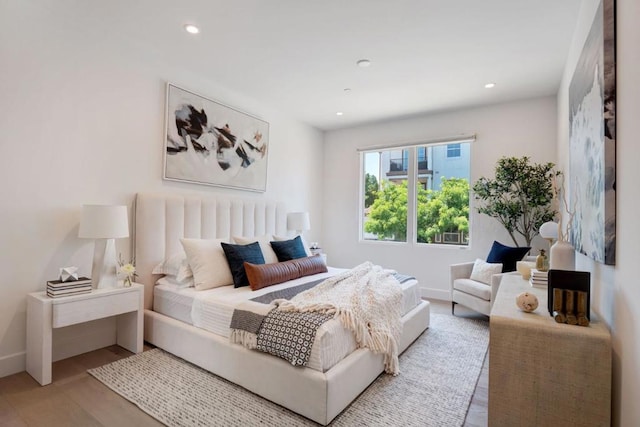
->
[276, 262, 404, 374]
[230, 262, 405, 374]
[229, 294, 332, 367]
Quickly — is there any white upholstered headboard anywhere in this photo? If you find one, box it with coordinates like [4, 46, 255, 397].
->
[134, 192, 287, 309]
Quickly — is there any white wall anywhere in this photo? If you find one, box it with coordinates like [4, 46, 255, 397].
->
[557, 0, 640, 424]
[0, 2, 323, 376]
[323, 97, 557, 299]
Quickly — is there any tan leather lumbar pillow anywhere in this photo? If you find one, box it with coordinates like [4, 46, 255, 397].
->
[244, 255, 328, 291]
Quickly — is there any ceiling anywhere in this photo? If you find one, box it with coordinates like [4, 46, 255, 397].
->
[56, 0, 582, 131]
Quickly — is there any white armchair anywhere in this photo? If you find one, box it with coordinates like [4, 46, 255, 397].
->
[450, 262, 505, 316]
[450, 255, 536, 316]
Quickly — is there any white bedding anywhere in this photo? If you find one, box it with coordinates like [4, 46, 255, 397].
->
[153, 267, 421, 372]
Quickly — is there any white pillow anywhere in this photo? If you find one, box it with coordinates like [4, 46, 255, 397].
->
[272, 234, 313, 257]
[469, 258, 503, 285]
[155, 275, 195, 289]
[152, 252, 193, 280]
[180, 238, 233, 290]
[232, 234, 279, 264]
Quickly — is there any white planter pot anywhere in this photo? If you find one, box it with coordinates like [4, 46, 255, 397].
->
[550, 240, 575, 270]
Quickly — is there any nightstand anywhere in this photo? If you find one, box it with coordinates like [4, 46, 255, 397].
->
[26, 284, 143, 385]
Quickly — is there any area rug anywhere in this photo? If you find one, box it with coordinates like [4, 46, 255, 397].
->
[88, 313, 488, 426]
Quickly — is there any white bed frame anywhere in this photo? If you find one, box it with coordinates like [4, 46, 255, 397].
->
[135, 192, 430, 425]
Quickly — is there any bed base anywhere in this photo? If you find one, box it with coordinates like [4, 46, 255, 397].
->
[144, 300, 430, 425]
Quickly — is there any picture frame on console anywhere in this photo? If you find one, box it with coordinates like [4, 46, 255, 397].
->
[163, 83, 270, 192]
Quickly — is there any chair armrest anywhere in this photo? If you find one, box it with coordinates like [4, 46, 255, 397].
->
[490, 273, 505, 309]
[450, 262, 475, 299]
[450, 262, 474, 281]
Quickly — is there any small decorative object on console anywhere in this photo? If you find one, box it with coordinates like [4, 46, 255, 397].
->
[529, 269, 548, 288]
[551, 289, 590, 327]
[515, 292, 539, 313]
[59, 266, 79, 282]
[516, 261, 535, 280]
[547, 269, 590, 322]
[535, 249, 548, 272]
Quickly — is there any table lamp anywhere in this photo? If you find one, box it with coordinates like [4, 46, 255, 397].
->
[287, 212, 310, 235]
[539, 221, 559, 243]
[78, 205, 129, 289]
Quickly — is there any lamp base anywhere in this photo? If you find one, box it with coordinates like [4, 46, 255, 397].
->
[91, 238, 119, 289]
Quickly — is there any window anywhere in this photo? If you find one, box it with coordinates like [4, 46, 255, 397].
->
[362, 150, 407, 242]
[361, 140, 471, 245]
[447, 143, 461, 158]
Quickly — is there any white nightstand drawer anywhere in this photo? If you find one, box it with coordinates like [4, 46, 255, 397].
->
[53, 290, 139, 328]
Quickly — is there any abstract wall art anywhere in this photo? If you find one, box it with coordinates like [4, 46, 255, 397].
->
[164, 83, 269, 192]
[568, 0, 616, 265]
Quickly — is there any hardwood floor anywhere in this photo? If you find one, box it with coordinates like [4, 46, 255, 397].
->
[0, 300, 488, 426]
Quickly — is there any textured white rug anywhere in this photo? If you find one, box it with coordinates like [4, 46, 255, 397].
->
[88, 313, 488, 426]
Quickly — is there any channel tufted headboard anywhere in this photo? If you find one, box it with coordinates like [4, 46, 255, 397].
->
[134, 192, 287, 309]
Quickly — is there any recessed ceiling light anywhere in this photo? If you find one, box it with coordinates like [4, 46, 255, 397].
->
[484, 82, 496, 89]
[184, 24, 200, 34]
[344, 88, 352, 93]
[336, 112, 344, 116]
[356, 59, 371, 68]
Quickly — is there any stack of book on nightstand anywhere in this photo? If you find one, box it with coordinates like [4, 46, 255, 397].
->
[529, 269, 548, 288]
[46, 277, 92, 298]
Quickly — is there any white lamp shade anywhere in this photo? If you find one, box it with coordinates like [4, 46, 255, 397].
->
[287, 212, 311, 232]
[539, 221, 558, 239]
[78, 205, 129, 239]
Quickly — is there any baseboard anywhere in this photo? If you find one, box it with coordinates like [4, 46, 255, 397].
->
[420, 287, 450, 301]
[0, 351, 26, 378]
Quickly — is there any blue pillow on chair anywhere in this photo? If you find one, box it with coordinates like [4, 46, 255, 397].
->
[486, 241, 530, 272]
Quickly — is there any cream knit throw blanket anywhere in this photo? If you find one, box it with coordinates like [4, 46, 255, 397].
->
[275, 262, 404, 375]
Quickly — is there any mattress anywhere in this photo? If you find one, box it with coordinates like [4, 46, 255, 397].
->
[154, 267, 421, 372]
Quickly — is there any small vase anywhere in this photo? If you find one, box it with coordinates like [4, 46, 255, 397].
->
[550, 240, 575, 270]
[124, 276, 132, 287]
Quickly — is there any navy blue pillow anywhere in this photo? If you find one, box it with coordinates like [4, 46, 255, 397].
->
[221, 242, 265, 288]
[486, 241, 530, 272]
[270, 236, 307, 262]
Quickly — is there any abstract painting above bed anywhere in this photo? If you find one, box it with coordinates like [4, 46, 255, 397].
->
[163, 83, 269, 192]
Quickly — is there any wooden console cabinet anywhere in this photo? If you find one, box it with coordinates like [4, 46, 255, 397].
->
[489, 274, 611, 426]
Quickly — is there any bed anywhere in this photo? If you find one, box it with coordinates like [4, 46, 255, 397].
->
[135, 192, 430, 425]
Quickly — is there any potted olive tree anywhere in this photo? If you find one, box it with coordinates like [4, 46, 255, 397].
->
[472, 156, 558, 247]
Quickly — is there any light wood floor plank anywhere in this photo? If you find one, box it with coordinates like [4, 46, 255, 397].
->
[0, 394, 27, 427]
[62, 375, 162, 427]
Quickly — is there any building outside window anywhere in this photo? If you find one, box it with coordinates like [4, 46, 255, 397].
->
[361, 140, 471, 245]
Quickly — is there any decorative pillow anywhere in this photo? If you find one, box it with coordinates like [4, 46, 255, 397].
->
[270, 235, 308, 261]
[273, 234, 313, 257]
[221, 242, 266, 288]
[486, 241, 531, 272]
[155, 275, 195, 289]
[232, 234, 279, 264]
[180, 238, 233, 290]
[244, 255, 328, 291]
[469, 259, 503, 285]
[152, 252, 193, 279]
